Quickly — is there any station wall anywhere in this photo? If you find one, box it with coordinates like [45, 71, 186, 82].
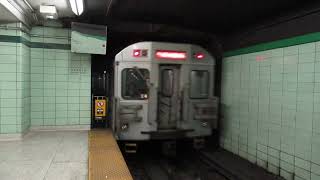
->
[30, 26, 91, 129]
[0, 24, 92, 137]
[20, 30, 31, 134]
[221, 33, 320, 180]
[0, 23, 31, 135]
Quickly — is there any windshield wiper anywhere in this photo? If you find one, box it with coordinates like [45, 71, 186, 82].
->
[133, 66, 147, 81]
[132, 66, 151, 88]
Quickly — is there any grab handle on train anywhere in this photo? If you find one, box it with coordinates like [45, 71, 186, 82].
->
[114, 97, 121, 132]
[180, 86, 188, 122]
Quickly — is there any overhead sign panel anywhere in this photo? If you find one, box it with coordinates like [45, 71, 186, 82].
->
[71, 22, 107, 55]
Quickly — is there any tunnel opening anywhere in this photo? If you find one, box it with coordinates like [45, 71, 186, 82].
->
[91, 54, 114, 129]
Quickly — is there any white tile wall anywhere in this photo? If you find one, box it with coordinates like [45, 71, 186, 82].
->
[30, 26, 91, 127]
[0, 23, 30, 134]
[221, 42, 320, 180]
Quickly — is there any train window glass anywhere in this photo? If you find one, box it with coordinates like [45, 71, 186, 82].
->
[121, 68, 150, 100]
[190, 70, 209, 98]
[161, 69, 174, 97]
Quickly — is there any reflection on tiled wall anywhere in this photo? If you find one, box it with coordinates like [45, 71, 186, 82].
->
[0, 23, 30, 134]
[221, 42, 320, 180]
[30, 27, 91, 127]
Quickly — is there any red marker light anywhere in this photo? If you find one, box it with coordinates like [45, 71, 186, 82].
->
[194, 53, 205, 59]
[133, 49, 141, 57]
[155, 50, 187, 60]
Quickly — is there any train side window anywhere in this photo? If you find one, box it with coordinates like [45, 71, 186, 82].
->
[161, 69, 174, 97]
[121, 68, 150, 100]
[190, 70, 209, 99]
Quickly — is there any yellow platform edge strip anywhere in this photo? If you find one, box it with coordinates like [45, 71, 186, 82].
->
[88, 130, 133, 180]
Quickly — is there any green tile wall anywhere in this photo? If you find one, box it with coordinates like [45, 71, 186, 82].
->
[0, 23, 31, 134]
[19, 31, 31, 133]
[0, 24, 91, 134]
[221, 42, 320, 180]
[30, 26, 91, 127]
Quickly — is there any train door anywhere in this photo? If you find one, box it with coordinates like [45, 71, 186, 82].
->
[158, 65, 181, 130]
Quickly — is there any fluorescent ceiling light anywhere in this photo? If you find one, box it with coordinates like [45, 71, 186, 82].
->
[39, 5, 58, 19]
[40, 5, 57, 14]
[69, 0, 84, 16]
[46, 15, 55, 19]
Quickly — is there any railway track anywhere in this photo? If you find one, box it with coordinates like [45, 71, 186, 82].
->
[198, 151, 238, 180]
[125, 148, 233, 180]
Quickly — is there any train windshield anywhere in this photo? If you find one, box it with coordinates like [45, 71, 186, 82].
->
[121, 68, 150, 100]
[190, 70, 209, 98]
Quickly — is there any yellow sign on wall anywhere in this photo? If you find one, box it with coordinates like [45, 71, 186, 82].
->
[95, 99, 106, 117]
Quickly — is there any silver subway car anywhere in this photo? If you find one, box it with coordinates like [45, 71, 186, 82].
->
[112, 42, 218, 141]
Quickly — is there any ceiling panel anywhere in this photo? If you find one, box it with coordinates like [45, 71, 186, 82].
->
[28, 0, 74, 17]
[23, 0, 319, 34]
[27, 0, 110, 18]
[104, 0, 315, 33]
[0, 4, 18, 23]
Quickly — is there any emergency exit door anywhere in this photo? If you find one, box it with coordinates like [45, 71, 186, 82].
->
[158, 66, 180, 129]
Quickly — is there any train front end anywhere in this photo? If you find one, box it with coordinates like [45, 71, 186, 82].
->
[112, 42, 218, 141]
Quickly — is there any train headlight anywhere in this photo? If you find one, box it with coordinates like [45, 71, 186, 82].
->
[121, 123, 129, 131]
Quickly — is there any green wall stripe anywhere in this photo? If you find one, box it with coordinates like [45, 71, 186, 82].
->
[30, 42, 71, 50]
[20, 37, 31, 47]
[0, 35, 71, 50]
[224, 32, 320, 57]
[0, 35, 21, 43]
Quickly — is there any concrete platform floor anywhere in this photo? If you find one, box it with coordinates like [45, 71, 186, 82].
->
[0, 131, 88, 180]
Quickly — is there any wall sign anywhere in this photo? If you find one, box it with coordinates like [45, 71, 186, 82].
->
[71, 22, 107, 55]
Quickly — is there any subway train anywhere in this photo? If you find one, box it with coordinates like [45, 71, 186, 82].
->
[111, 42, 218, 145]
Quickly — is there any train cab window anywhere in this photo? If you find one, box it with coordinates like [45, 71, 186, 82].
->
[190, 70, 209, 99]
[161, 69, 174, 96]
[122, 68, 150, 100]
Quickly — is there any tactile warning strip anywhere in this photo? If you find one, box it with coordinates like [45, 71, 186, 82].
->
[89, 130, 133, 180]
